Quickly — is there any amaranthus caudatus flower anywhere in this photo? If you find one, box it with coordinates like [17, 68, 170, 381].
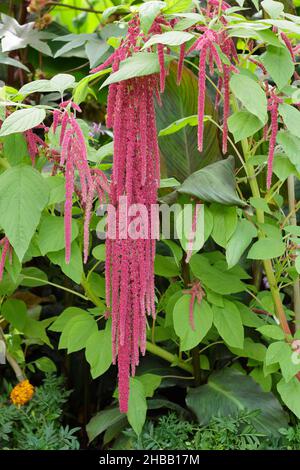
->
[265, 89, 283, 189]
[186, 25, 238, 154]
[0, 236, 12, 281]
[105, 74, 160, 413]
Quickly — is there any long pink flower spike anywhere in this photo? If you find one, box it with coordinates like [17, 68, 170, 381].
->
[266, 91, 283, 190]
[0, 237, 11, 281]
[183, 281, 205, 331]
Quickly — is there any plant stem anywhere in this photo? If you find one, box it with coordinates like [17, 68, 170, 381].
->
[22, 276, 89, 301]
[145, 341, 193, 374]
[47, 2, 103, 13]
[234, 100, 292, 337]
[287, 175, 300, 331]
[0, 327, 25, 382]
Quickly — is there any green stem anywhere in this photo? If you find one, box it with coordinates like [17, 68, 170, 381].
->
[145, 341, 193, 374]
[22, 276, 89, 301]
[232, 98, 291, 337]
[47, 2, 103, 13]
[287, 175, 300, 331]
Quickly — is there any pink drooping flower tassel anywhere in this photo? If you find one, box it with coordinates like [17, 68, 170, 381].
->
[0, 237, 11, 281]
[186, 203, 201, 264]
[183, 280, 205, 331]
[157, 44, 166, 93]
[106, 75, 160, 413]
[266, 91, 283, 189]
[177, 44, 185, 85]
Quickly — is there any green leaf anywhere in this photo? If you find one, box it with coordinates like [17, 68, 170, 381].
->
[164, 0, 193, 13]
[85, 321, 112, 378]
[228, 110, 264, 142]
[266, 341, 300, 382]
[101, 53, 171, 88]
[37, 215, 79, 255]
[212, 300, 244, 348]
[34, 356, 56, 373]
[229, 337, 267, 362]
[210, 204, 237, 248]
[250, 367, 272, 392]
[190, 255, 246, 295]
[136, 374, 162, 397]
[226, 219, 257, 268]
[250, 197, 272, 214]
[230, 74, 267, 124]
[86, 407, 123, 443]
[73, 69, 111, 104]
[154, 254, 180, 277]
[127, 378, 147, 436]
[261, 0, 284, 18]
[257, 325, 285, 340]
[0, 165, 49, 260]
[234, 301, 265, 328]
[277, 377, 300, 419]
[0, 108, 46, 137]
[273, 156, 298, 181]
[261, 46, 294, 90]
[247, 238, 285, 260]
[19, 80, 56, 96]
[178, 156, 245, 206]
[45, 175, 66, 205]
[186, 368, 288, 435]
[0, 53, 30, 72]
[156, 63, 220, 182]
[2, 133, 29, 166]
[66, 315, 98, 353]
[159, 115, 198, 136]
[48, 241, 83, 284]
[143, 31, 194, 48]
[50, 74, 75, 94]
[277, 130, 300, 171]
[173, 295, 213, 351]
[20, 267, 47, 287]
[278, 103, 300, 138]
[139, 1, 166, 33]
[49, 307, 86, 332]
[92, 244, 106, 261]
[1, 299, 27, 331]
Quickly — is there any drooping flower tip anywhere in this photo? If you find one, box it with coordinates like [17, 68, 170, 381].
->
[10, 379, 34, 407]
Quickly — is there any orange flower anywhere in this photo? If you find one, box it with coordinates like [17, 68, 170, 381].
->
[10, 380, 34, 407]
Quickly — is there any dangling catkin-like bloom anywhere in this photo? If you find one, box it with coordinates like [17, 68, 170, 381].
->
[266, 91, 283, 189]
[105, 74, 160, 413]
[0, 236, 12, 281]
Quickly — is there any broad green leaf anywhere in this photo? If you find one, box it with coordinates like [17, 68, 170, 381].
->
[229, 337, 267, 362]
[20, 267, 47, 287]
[164, 0, 193, 13]
[250, 197, 272, 214]
[136, 374, 162, 397]
[0, 165, 49, 260]
[86, 407, 124, 443]
[1, 299, 27, 331]
[277, 130, 300, 171]
[48, 241, 83, 284]
[159, 115, 198, 136]
[173, 295, 213, 351]
[273, 156, 298, 181]
[186, 368, 288, 435]
[261, 0, 284, 18]
[45, 175, 66, 205]
[226, 219, 257, 268]
[228, 110, 264, 142]
[85, 321, 112, 378]
[261, 46, 294, 90]
[37, 215, 79, 255]
[49, 307, 87, 332]
[257, 325, 285, 340]
[73, 69, 111, 104]
[178, 156, 245, 206]
[278, 103, 300, 137]
[127, 378, 147, 436]
[2, 133, 29, 166]
[212, 300, 244, 348]
[0, 108, 46, 136]
[92, 244, 106, 261]
[266, 341, 300, 382]
[210, 204, 237, 248]
[66, 315, 98, 353]
[0, 53, 30, 72]
[143, 31, 194, 48]
[139, 1, 166, 33]
[174, 203, 204, 254]
[250, 367, 272, 392]
[277, 377, 300, 419]
[156, 63, 220, 182]
[34, 356, 56, 373]
[230, 74, 267, 123]
[19, 80, 56, 96]
[190, 255, 246, 295]
[154, 254, 180, 277]
[50, 73, 75, 93]
[247, 238, 285, 260]
[101, 53, 172, 87]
